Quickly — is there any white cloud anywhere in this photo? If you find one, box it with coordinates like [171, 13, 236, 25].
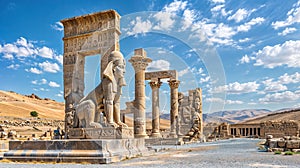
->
[16, 37, 34, 48]
[228, 8, 250, 23]
[41, 78, 47, 84]
[278, 72, 300, 84]
[0, 37, 62, 62]
[127, 17, 152, 36]
[262, 79, 287, 93]
[259, 91, 300, 104]
[226, 100, 244, 105]
[147, 60, 170, 71]
[39, 61, 60, 73]
[7, 64, 20, 70]
[26, 67, 43, 74]
[211, 81, 260, 94]
[0, 37, 37, 58]
[153, 11, 175, 31]
[178, 68, 189, 77]
[237, 17, 265, 32]
[253, 40, 300, 68]
[239, 55, 250, 64]
[32, 78, 47, 85]
[278, 27, 297, 36]
[153, 0, 188, 31]
[210, 0, 225, 3]
[239, 38, 250, 43]
[51, 22, 63, 31]
[182, 9, 197, 30]
[200, 76, 210, 84]
[3, 53, 14, 60]
[54, 54, 63, 64]
[205, 97, 223, 103]
[163, 0, 187, 13]
[205, 97, 243, 104]
[49, 81, 60, 88]
[55, 93, 63, 97]
[272, 1, 300, 29]
[39, 88, 49, 92]
[38, 46, 54, 59]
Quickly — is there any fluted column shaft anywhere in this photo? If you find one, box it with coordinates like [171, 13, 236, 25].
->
[129, 49, 152, 138]
[149, 80, 162, 137]
[168, 79, 180, 137]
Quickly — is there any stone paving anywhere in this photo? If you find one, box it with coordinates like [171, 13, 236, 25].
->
[1, 138, 300, 168]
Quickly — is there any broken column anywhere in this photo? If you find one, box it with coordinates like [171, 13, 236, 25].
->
[168, 79, 180, 137]
[149, 79, 162, 137]
[129, 48, 152, 138]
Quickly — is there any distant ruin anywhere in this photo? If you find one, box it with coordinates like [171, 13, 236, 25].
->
[212, 120, 300, 139]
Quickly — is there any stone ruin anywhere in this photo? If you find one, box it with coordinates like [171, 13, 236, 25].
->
[211, 120, 300, 141]
[260, 120, 299, 138]
[265, 135, 300, 153]
[178, 88, 204, 142]
[4, 9, 204, 163]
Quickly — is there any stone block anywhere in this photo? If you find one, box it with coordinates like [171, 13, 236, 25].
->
[268, 140, 277, 148]
[68, 127, 134, 139]
[286, 140, 300, 149]
[292, 149, 300, 153]
[277, 140, 286, 148]
[5, 138, 148, 164]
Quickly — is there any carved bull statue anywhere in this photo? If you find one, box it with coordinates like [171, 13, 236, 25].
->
[67, 51, 128, 129]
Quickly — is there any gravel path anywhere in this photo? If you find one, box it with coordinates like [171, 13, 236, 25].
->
[1, 138, 300, 168]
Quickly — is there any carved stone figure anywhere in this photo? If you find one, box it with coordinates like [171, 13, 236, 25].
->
[187, 111, 201, 141]
[71, 51, 127, 129]
[73, 100, 102, 128]
[101, 51, 127, 128]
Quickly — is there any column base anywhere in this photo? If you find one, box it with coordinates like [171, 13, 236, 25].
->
[151, 132, 162, 138]
[169, 132, 177, 138]
[134, 133, 149, 139]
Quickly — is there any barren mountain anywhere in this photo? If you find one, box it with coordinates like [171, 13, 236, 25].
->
[0, 90, 64, 120]
[203, 109, 273, 124]
[242, 108, 300, 124]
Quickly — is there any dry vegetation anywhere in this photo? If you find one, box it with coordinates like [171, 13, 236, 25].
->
[0, 90, 64, 120]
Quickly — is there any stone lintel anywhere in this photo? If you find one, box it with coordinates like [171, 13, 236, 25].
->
[145, 70, 178, 80]
[61, 10, 119, 23]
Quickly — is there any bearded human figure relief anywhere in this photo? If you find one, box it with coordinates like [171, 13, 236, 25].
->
[71, 51, 128, 129]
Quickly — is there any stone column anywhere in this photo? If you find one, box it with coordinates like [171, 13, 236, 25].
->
[149, 80, 162, 138]
[168, 79, 180, 137]
[129, 48, 152, 138]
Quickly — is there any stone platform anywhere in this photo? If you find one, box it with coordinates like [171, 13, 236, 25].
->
[145, 137, 183, 146]
[4, 138, 147, 164]
[68, 127, 134, 139]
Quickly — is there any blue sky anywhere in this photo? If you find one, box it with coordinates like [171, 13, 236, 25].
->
[0, 0, 300, 114]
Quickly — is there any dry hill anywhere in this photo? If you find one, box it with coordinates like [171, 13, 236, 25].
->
[241, 109, 300, 124]
[0, 90, 64, 120]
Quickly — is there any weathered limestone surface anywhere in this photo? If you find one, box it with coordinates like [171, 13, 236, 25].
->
[61, 10, 129, 138]
[260, 120, 299, 138]
[129, 49, 152, 138]
[149, 80, 162, 138]
[68, 127, 134, 139]
[265, 135, 300, 152]
[4, 139, 147, 164]
[168, 79, 180, 138]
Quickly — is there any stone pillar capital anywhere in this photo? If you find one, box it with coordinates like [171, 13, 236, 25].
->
[149, 81, 162, 89]
[168, 80, 180, 89]
[129, 56, 152, 71]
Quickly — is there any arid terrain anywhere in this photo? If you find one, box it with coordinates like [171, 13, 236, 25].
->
[1, 90, 300, 137]
[0, 90, 64, 120]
